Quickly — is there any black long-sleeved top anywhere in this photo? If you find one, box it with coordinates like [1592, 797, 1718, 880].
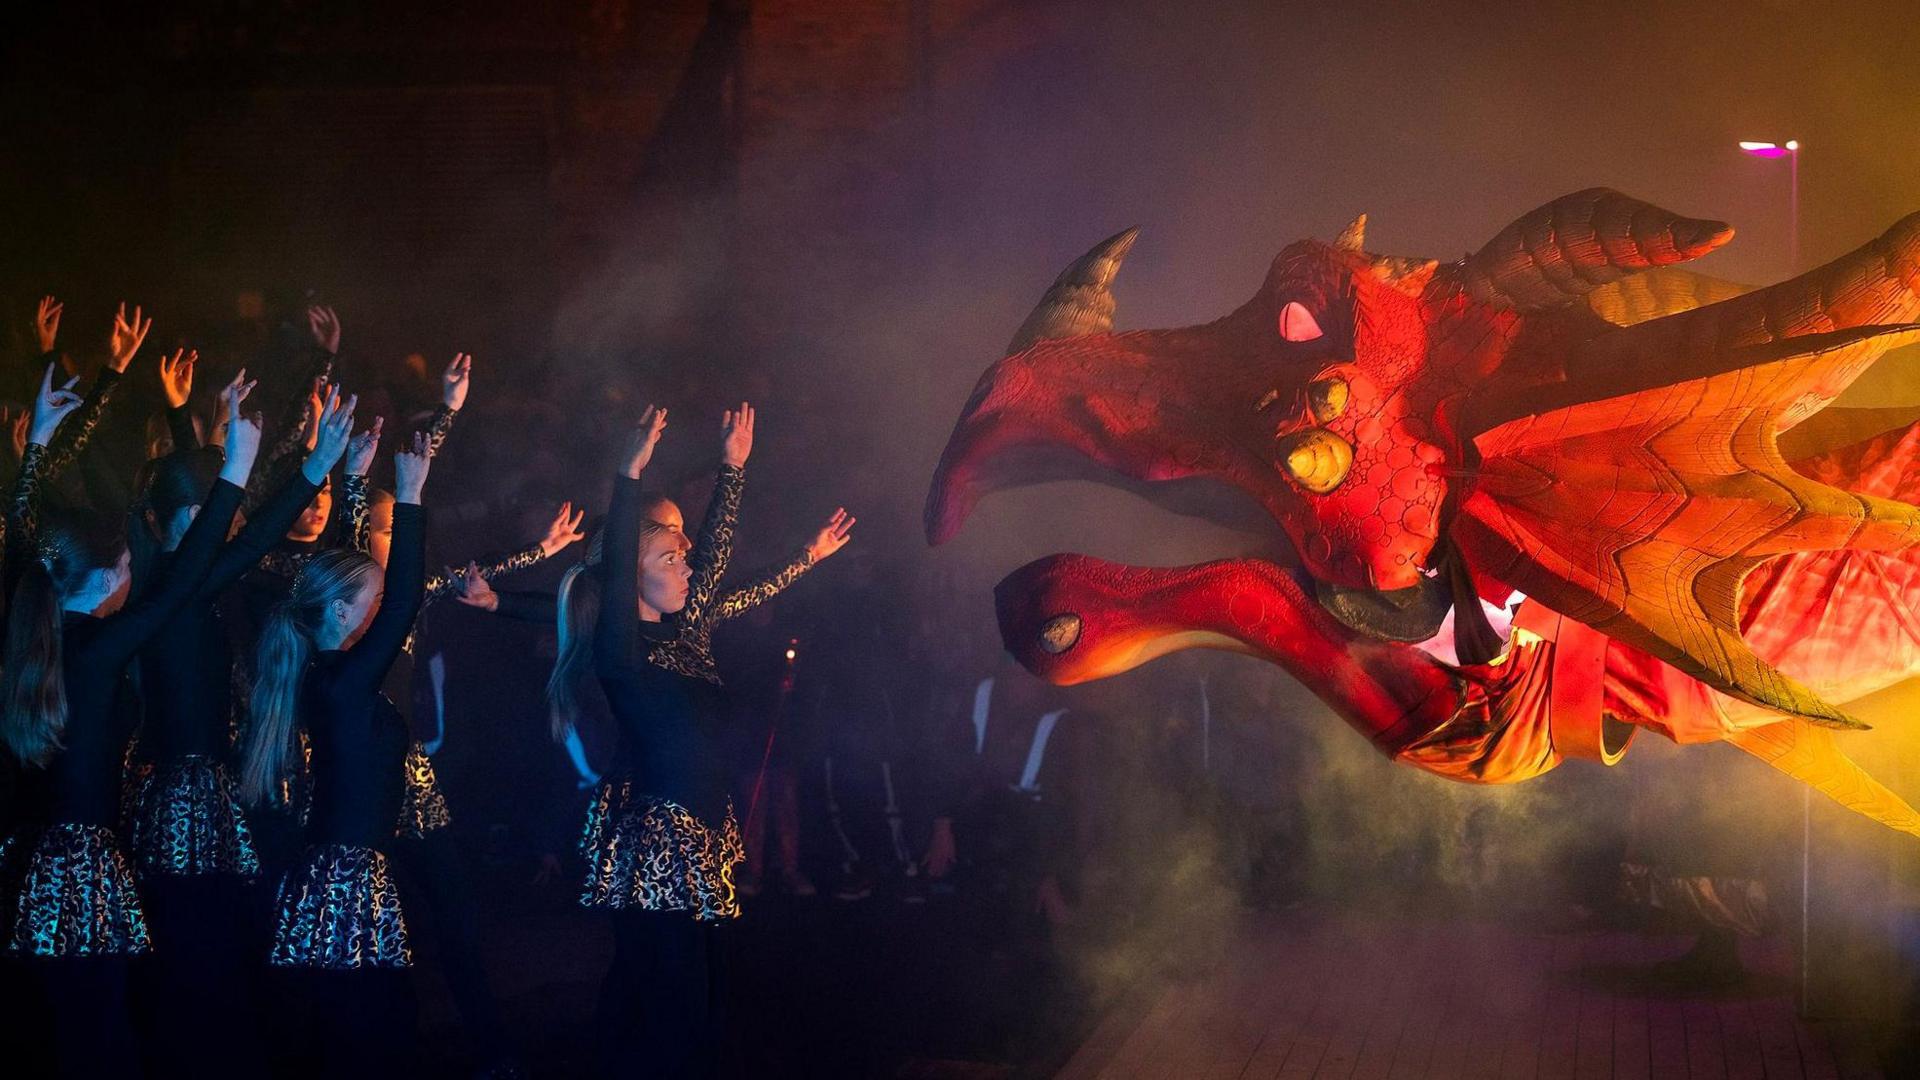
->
[303, 502, 425, 848]
[136, 471, 323, 762]
[16, 479, 244, 829]
[594, 475, 730, 823]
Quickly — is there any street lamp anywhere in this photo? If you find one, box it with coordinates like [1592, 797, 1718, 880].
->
[1744, 137, 1805, 1013]
[1739, 139, 1800, 271]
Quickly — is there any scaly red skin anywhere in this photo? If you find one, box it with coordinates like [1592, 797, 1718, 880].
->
[995, 554, 1519, 755]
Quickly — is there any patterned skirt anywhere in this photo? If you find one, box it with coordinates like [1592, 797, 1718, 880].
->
[578, 777, 743, 922]
[270, 844, 411, 970]
[394, 741, 451, 840]
[126, 755, 260, 878]
[6, 823, 152, 958]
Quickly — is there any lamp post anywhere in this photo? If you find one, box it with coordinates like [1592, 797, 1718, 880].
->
[1739, 139, 1800, 271]
[1741, 136, 1806, 1013]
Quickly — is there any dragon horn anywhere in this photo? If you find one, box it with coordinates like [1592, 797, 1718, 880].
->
[1007, 227, 1140, 354]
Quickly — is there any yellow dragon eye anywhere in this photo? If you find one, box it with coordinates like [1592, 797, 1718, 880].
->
[1280, 428, 1355, 494]
[1307, 376, 1349, 422]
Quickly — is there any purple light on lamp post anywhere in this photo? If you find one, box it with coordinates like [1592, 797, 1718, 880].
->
[1740, 139, 1800, 270]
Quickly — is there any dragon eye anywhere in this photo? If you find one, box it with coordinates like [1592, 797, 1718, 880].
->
[1278, 301, 1324, 343]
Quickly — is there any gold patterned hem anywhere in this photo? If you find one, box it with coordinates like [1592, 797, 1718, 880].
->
[578, 779, 742, 921]
[270, 843, 411, 970]
[127, 755, 261, 878]
[395, 741, 451, 839]
[7, 823, 151, 958]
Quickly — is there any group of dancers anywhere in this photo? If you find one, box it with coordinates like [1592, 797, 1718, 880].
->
[0, 298, 855, 1078]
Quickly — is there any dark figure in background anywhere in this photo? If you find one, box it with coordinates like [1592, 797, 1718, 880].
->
[236, 431, 433, 1078]
[719, 605, 812, 899]
[0, 367, 263, 1078]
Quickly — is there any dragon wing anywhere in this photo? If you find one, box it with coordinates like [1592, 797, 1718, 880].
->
[1455, 324, 1920, 728]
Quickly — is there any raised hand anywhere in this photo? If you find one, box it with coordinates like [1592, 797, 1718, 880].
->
[34, 295, 62, 354]
[452, 561, 500, 611]
[301, 376, 328, 449]
[304, 385, 359, 481]
[345, 415, 384, 476]
[158, 348, 197, 409]
[393, 431, 432, 504]
[441, 352, 472, 411]
[721, 401, 754, 468]
[307, 305, 342, 354]
[209, 368, 256, 448]
[108, 302, 152, 373]
[805, 507, 857, 564]
[538, 501, 588, 558]
[220, 379, 265, 483]
[28, 363, 84, 446]
[621, 405, 668, 479]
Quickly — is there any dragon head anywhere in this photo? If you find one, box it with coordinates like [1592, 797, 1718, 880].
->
[929, 188, 1920, 728]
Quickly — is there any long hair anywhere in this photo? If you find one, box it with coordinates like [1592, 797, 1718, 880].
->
[546, 529, 604, 742]
[546, 495, 674, 741]
[238, 549, 379, 805]
[0, 515, 127, 766]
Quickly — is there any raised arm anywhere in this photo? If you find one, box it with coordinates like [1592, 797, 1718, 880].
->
[201, 386, 358, 596]
[334, 434, 431, 693]
[339, 416, 385, 553]
[595, 408, 666, 677]
[435, 500, 584, 607]
[157, 348, 200, 451]
[91, 402, 263, 660]
[247, 304, 338, 506]
[679, 403, 754, 629]
[42, 302, 147, 479]
[11, 364, 85, 548]
[423, 352, 471, 457]
[711, 507, 855, 622]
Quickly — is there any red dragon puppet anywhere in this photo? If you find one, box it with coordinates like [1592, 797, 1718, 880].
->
[926, 188, 1920, 835]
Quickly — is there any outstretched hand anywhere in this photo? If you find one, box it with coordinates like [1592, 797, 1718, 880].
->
[453, 562, 500, 611]
[442, 352, 472, 411]
[108, 302, 152, 373]
[304, 385, 359, 481]
[621, 405, 668, 479]
[721, 401, 754, 469]
[28, 363, 83, 446]
[221, 378, 265, 482]
[393, 431, 432, 504]
[307, 305, 342, 355]
[158, 348, 197, 409]
[805, 507, 856, 564]
[345, 415, 384, 476]
[210, 369, 256, 448]
[538, 501, 588, 558]
[34, 295, 62, 354]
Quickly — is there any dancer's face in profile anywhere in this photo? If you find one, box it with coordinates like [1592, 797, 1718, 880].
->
[638, 500, 691, 617]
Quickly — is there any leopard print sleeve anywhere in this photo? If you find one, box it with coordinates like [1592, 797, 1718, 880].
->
[713, 548, 815, 623]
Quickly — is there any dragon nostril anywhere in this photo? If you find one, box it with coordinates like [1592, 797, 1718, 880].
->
[1039, 613, 1082, 654]
[1280, 429, 1355, 494]
[1307, 376, 1349, 422]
